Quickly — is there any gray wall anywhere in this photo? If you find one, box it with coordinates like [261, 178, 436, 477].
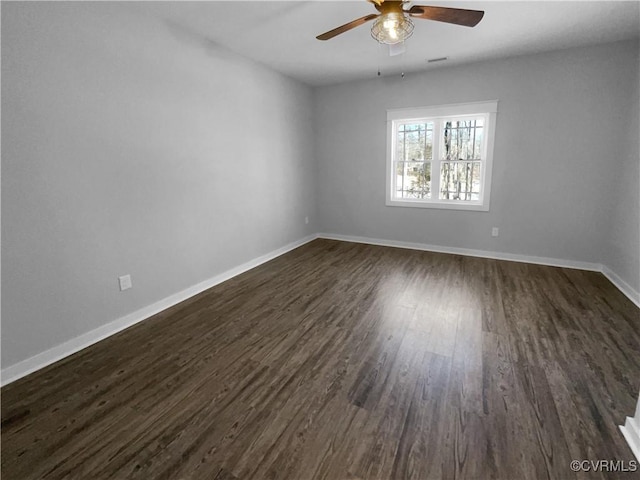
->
[315, 40, 639, 292]
[1, 3, 316, 367]
[604, 46, 639, 293]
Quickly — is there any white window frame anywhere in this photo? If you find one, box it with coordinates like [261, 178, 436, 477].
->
[386, 100, 498, 211]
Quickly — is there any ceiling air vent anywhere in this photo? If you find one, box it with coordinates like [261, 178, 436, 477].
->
[427, 56, 448, 63]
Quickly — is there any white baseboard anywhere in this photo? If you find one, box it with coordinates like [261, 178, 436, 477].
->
[602, 266, 640, 308]
[318, 232, 602, 271]
[620, 416, 640, 461]
[318, 233, 640, 307]
[1, 234, 319, 387]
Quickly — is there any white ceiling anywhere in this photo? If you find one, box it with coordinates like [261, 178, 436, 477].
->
[130, 1, 640, 86]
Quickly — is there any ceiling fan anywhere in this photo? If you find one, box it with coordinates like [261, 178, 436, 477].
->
[316, 0, 484, 45]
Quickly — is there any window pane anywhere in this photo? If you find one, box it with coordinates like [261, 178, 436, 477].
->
[396, 123, 433, 161]
[439, 161, 481, 201]
[394, 161, 431, 199]
[442, 119, 484, 161]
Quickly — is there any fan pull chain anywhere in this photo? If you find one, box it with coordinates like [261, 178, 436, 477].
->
[401, 41, 406, 79]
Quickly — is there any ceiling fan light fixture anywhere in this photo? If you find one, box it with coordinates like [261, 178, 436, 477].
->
[371, 12, 414, 45]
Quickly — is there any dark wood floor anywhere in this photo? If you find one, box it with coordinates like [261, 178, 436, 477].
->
[2, 239, 639, 479]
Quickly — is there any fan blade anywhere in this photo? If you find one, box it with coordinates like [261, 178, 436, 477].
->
[407, 6, 484, 27]
[316, 14, 379, 40]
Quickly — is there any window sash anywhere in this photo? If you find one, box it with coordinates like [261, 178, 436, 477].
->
[391, 115, 488, 205]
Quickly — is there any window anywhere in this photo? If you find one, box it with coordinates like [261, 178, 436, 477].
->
[386, 101, 498, 211]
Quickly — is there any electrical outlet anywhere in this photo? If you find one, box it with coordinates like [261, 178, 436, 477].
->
[118, 274, 132, 291]
[491, 227, 499, 237]
[305, 216, 309, 225]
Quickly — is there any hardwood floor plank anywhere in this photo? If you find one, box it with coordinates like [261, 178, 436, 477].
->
[511, 362, 576, 479]
[449, 307, 484, 415]
[388, 352, 453, 480]
[481, 332, 550, 480]
[349, 322, 427, 479]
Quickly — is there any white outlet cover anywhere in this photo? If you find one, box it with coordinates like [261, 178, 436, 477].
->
[119, 274, 132, 291]
[491, 227, 499, 237]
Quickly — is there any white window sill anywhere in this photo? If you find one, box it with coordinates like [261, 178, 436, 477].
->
[386, 199, 490, 211]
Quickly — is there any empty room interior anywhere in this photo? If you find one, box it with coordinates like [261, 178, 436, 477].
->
[2, 1, 640, 479]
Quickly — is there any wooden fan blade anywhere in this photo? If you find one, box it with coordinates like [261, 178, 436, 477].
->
[407, 6, 484, 27]
[316, 14, 379, 40]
